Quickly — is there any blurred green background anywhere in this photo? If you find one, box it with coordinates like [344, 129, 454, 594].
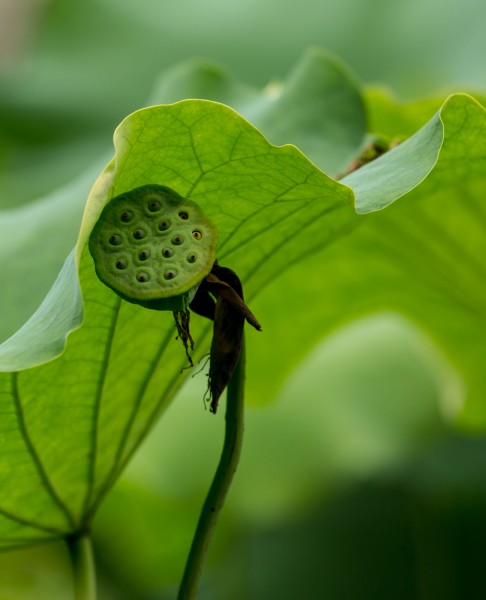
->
[1, 0, 485, 598]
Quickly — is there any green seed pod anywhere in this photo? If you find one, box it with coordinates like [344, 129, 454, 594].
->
[89, 184, 217, 311]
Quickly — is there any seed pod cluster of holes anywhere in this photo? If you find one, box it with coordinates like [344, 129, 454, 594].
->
[89, 184, 217, 311]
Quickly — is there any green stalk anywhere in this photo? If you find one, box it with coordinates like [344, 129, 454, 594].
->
[67, 531, 97, 600]
[178, 335, 247, 600]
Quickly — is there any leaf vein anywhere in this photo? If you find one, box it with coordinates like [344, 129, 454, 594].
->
[11, 373, 76, 530]
[82, 296, 123, 517]
[84, 324, 176, 520]
[0, 505, 65, 536]
[242, 203, 345, 286]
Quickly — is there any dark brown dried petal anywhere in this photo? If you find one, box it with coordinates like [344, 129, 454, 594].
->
[190, 263, 261, 413]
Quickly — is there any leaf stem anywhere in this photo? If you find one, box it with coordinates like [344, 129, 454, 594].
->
[177, 335, 246, 600]
[67, 531, 97, 600]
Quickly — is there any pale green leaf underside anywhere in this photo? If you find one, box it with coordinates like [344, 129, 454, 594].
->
[0, 79, 482, 546]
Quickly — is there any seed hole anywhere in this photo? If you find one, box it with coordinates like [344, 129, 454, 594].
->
[162, 248, 174, 258]
[109, 234, 122, 246]
[116, 259, 128, 270]
[133, 229, 146, 240]
[178, 211, 189, 220]
[138, 249, 150, 261]
[148, 199, 161, 212]
[136, 272, 149, 282]
[158, 220, 171, 231]
[171, 234, 184, 245]
[164, 269, 177, 280]
[187, 253, 197, 263]
[192, 230, 202, 240]
[120, 211, 133, 223]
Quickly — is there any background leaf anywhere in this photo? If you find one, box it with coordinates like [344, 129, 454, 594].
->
[246, 93, 486, 430]
[149, 49, 367, 175]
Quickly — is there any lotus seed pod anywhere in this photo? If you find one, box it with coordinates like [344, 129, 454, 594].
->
[89, 184, 218, 311]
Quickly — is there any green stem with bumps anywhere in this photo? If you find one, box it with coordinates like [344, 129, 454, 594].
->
[177, 335, 246, 600]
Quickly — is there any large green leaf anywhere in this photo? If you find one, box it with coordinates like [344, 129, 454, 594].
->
[0, 52, 482, 548]
[0, 49, 362, 344]
[0, 103, 350, 544]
